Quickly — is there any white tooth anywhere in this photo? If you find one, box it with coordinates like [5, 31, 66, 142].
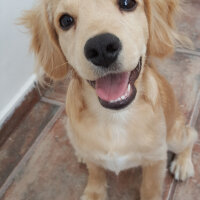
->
[111, 94, 128, 103]
[128, 84, 131, 92]
[121, 95, 125, 100]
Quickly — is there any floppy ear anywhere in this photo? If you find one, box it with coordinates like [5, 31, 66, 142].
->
[144, 0, 182, 58]
[20, 2, 68, 80]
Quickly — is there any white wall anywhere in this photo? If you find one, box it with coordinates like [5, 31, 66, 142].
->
[0, 0, 36, 125]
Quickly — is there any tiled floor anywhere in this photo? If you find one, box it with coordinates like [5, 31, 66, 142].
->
[0, 1, 200, 200]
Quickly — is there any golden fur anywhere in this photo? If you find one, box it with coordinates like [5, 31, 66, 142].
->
[21, 0, 198, 199]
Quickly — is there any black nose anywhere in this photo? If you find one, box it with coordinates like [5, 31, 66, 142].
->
[84, 33, 122, 68]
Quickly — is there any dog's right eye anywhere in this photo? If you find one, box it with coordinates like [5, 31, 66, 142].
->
[59, 14, 74, 30]
[118, 0, 137, 11]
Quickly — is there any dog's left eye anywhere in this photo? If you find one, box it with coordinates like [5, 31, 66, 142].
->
[118, 0, 137, 11]
[59, 14, 74, 30]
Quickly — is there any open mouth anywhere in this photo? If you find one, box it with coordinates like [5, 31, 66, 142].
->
[88, 57, 142, 110]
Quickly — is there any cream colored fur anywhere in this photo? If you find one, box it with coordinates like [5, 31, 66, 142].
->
[21, 0, 198, 199]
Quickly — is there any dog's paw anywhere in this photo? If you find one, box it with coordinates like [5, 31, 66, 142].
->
[170, 157, 194, 181]
[81, 191, 107, 200]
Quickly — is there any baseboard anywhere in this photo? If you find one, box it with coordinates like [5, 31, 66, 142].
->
[0, 75, 37, 127]
[0, 75, 40, 146]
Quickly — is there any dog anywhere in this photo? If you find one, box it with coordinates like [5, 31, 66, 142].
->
[21, 0, 198, 199]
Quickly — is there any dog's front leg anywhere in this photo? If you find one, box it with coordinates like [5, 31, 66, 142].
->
[140, 160, 166, 200]
[81, 162, 107, 200]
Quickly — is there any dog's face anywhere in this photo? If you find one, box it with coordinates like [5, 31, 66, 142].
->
[21, 0, 179, 109]
[55, 0, 148, 80]
[54, 0, 148, 109]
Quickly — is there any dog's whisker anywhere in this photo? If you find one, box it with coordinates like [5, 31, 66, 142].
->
[55, 61, 69, 69]
[48, 61, 69, 77]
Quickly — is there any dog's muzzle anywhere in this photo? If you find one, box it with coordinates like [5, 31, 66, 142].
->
[88, 57, 142, 110]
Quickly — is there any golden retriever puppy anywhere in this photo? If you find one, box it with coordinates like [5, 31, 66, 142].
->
[21, 0, 198, 199]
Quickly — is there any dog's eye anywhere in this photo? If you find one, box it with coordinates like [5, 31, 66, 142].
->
[118, 0, 137, 11]
[59, 14, 74, 30]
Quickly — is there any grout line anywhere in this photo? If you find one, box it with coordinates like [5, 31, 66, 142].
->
[0, 106, 64, 199]
[34, 80, 66, 106]
[41, 97, 65, 107]
[35, 82, 43, 98]
[167, 180, 177, 200]
[167, 89, 200, 200]
[176, 48, 200, 57]
[189, 89, 200, 127]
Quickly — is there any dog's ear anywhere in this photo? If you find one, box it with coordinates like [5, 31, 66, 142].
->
[144, 0, 182, 58]
[20, 2, 68, 80]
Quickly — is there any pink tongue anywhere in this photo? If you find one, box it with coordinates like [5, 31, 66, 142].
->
[96, 72, 129, 101]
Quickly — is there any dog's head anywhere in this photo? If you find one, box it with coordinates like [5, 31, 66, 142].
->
[21, 0, 180, 110]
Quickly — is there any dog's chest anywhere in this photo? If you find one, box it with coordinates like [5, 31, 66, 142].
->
[77, 116, 143, 174]
[94, 124, 141, 174]
[67, 106, 165, 174]
[97, 149, 140, 175]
